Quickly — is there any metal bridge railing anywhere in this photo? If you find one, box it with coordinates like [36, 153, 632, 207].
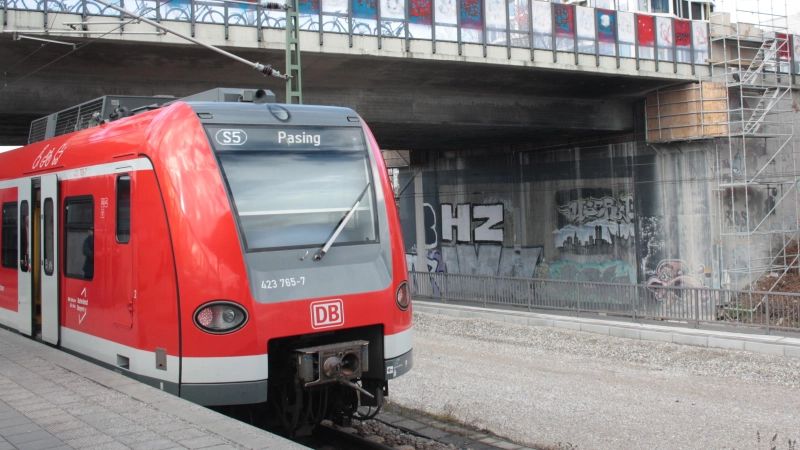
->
[410, 271, 800, 333]
[3, 0, 716, 74]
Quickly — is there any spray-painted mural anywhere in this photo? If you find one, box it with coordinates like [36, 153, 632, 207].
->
[396, 141, 723, 289]
[406, 197, 544, 276]
[554, 191, 635, 248]
[441, 203, 504, 243]
[543, 260, 635, 283]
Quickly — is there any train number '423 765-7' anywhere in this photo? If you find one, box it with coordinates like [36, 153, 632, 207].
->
[261, 277, 306, 289]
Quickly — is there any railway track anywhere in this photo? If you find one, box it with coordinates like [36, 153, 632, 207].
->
[311, 422, 398, 449]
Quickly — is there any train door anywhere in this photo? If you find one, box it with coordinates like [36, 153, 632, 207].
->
[112, 171, 133, 329]
[17, 179, 32, 336]
[40, 174, 59, 345]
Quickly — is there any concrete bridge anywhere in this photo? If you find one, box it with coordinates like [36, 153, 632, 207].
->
[1, 0, 710, 149]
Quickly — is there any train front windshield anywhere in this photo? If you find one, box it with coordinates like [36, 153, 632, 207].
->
[208, 126, 379, 252]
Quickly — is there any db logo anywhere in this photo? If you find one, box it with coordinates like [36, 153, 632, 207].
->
[311, 300, 344, 329]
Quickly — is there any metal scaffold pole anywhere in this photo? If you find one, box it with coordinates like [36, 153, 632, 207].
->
[709, 0, 798, 291]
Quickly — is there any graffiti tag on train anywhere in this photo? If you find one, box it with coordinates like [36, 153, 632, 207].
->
[32, 143, 67, 169]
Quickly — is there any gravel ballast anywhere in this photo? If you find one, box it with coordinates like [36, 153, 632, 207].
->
[389, 312, 800, 450]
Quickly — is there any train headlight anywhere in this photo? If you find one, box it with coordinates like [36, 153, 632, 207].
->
[396, 281, 411, 311]
[193, 301, 248, 334]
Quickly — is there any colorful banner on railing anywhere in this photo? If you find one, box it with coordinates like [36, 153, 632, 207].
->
[597, 9, 615, 43]
[299, 0, 320, 14]
[353, 0, 377, 19]
[795, 35, 800, 74]
[553, 4, 574, 39]
[461, 0, 482, 30]
[409, 0, 431, 24]
[19, 0, 800, 74]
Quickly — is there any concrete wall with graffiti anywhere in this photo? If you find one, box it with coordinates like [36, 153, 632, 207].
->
[397, 139, 719, 287]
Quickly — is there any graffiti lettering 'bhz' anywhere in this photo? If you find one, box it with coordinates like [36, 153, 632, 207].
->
[557, 194, 634, 225]
[441, 203, 504, 243]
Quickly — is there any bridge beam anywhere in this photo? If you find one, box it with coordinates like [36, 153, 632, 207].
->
[0, 11, 701, 149]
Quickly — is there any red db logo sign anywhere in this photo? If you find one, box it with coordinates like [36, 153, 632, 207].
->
[311, 300, 344, 329]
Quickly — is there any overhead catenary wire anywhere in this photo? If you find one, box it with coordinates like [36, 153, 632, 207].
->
[90, 0, 291, 80]
[0, 0, 183, 89]
[2, 0, 290, 88]
[1, 14, 144, 89]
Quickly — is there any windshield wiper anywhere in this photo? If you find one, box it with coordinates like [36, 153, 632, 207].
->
[314, 182, 371, 261]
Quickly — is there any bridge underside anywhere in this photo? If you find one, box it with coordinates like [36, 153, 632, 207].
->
[0, 33, 681, 150]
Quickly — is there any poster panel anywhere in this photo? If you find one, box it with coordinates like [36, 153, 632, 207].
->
[675, 19, 690, 47]
[597, 9, 615, 56]
[554, 3, 574, 38]
[435, 0, 457, 41]
[353, 0, 377, 19]
[692, 20, 708, 64]
[531, 0, 551, 49]
[656, 16, 672, 47]
[675, 18, 690, 62]
[597, 9, 615, 43]
[436, 0, 457, 24]
[531, 0, 551, 34]
[381, 0, 404, 19]
[323, 0, 348, 14]
[794, 35, 800, 74]
[637, 14, 654, 45]
[508, 0, 528, 31]
[299, 0, 319, 14]
[485, 0, 505, 29]
[637, 14, 654, 59]
[656, 16, 672, 61]
[618, 11, 634, 43]
[461, 0, 483, 30]
[576, 6, 594, 39]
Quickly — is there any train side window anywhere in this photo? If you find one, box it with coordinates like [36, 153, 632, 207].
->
[64, 197, 94, 281]
[116, 175, 131, 244]
[20, 201, 29, 272]
[43, 199, 54, 276]
[1, 202, 18, 269]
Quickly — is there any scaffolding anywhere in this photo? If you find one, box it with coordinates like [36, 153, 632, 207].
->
[709, 0, 799, 290]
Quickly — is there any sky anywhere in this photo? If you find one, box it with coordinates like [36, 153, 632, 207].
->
[718, 0, 800, 32]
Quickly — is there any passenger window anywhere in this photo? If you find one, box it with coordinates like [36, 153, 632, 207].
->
[1, 202, 18, 269]
[43, 199, 54, 276]
[20, 201, 29, 273]
[116, 175, 131, 244]
[64, 197, 94, 281]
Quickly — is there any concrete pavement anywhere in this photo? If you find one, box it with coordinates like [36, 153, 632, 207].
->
[0, 327, 305, 450]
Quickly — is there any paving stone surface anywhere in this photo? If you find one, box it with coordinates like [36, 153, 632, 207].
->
[0, 329, 303, 450]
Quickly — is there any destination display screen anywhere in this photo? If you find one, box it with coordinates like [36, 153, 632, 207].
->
[206, 126, 365, 153]
[206, 125, 379, 252]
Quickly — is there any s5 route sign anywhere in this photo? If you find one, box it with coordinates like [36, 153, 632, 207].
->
[215, 129, 247, 146]
[311, 300, 344, 329]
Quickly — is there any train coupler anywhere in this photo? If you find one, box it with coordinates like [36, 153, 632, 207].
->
[295, 340, 369, 388]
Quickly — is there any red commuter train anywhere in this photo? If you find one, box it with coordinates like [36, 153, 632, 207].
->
[0, 88, 412, 432]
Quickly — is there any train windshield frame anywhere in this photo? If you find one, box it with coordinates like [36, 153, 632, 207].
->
[207, 125, 380, 253]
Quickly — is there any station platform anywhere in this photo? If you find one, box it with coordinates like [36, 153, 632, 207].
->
[0, 328, 305, 450]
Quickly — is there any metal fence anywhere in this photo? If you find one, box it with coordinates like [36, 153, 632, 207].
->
[3, 0, 718, 75]
[410, 271, 800, 333]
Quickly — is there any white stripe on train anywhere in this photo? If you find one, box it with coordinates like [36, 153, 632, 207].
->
[0, 157, 155, 189]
